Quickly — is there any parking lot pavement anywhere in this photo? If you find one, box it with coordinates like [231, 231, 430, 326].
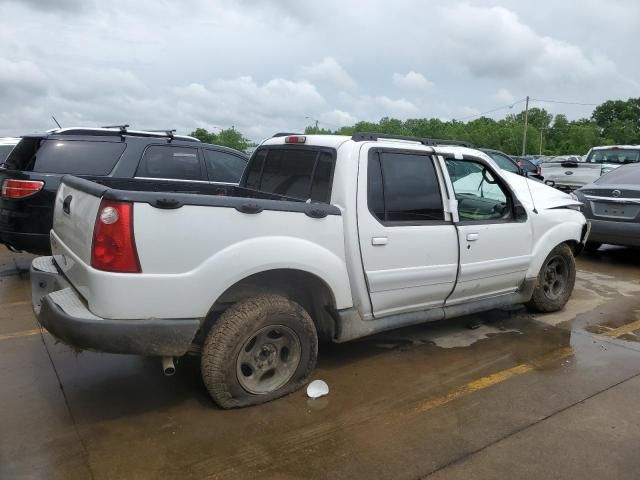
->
[1, 246, 640, 479]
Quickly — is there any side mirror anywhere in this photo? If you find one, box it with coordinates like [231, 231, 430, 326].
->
[545, 179, 556, 187]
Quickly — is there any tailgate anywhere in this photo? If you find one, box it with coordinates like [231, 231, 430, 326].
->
[52, 178, 103, 265]
[541, 162, 601, 188]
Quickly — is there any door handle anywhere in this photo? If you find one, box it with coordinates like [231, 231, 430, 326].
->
[466, 233, 479, 241]
[371, 237, 388, 246]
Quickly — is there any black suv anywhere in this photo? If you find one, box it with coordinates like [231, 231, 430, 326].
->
[0, 127, 248, 253]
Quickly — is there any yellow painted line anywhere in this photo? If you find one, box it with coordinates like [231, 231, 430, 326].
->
[0, 328, 45, 341]
[416, 347, 573, 413]
[601, 319, 640, 338]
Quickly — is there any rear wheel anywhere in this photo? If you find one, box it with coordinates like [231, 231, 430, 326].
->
[585, 242, 602, 253]
[526, 243, 576, 313]
[200, 294, 318, 408]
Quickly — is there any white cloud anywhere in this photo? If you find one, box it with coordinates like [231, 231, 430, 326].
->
[0, 1, 638, 138]
[440, 4, 631, 88]
[300, 57, 356, 89]
[392, 71, 433, 90]
[492, 88, 515, 105]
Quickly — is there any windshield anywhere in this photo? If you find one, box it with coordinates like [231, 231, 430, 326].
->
[586, 148, 640, 164]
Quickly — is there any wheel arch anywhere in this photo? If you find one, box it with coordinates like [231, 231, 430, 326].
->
[527, 221, 583, 278]
[202, 268, 340, 342]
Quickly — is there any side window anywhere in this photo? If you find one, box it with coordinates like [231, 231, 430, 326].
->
[488, 152, 519, 174]
[203, 150, 247, 183]
[445, 160, 512, 222]
[136, 145, 204, 181]
[367, 151, 445, 223]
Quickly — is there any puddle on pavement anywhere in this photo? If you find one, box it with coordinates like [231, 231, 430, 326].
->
[585, 309, 640, 342]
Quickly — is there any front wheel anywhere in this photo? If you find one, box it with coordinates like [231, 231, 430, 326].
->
[526, 243, 576, 313]
[201, 294, 318, 408]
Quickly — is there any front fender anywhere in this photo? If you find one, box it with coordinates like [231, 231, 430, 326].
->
[199, 236, 353, 310]
[526, 210, 586, 278]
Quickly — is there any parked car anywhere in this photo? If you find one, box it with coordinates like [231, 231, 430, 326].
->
[573, 162, 640, 251]
[481, 149, 544, 181]
[541, 145, 640, 192]
[0, 137, 20, 163]
[31, 133, 588, 408]
[0, 127, 248, 253]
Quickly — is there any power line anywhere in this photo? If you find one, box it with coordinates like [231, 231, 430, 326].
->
[456, 98, 527, 121]
[530, 98, 598, 106]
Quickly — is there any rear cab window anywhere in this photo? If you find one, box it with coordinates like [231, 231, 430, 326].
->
[586, 148, 640, 164]
[243, 146, 335, 203]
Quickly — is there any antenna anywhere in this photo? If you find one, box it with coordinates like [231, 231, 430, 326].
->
[525, 173, 538, 214]
[51, 115, 62, 128]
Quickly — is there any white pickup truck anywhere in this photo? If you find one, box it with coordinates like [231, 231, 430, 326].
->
[541, 145, 640, 192]
[31, 133, 589, 408]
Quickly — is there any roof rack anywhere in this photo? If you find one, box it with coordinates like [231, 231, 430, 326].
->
[51, 127, 199, 142]
[351, 133, 475, 148]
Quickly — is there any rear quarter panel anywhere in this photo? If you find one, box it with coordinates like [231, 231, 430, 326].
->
[56, 202, 353, 320]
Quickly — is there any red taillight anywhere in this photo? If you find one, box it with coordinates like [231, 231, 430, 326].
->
[91, 200, 141, 273]
[1, 179, 44, 199]
[285, 135, 306, 144]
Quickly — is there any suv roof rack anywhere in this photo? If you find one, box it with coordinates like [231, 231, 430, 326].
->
[351, 132, 475, 148]
[50, 127, 200, 142]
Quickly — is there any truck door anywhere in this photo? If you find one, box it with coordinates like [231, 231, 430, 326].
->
[356, 146, 459, 317]
[442, 157, 532, 303]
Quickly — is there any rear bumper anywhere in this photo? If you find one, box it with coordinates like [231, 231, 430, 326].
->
[31, 256, 201, 356]
[587, 219, 640, 247]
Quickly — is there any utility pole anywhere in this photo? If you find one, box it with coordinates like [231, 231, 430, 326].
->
[539, 128, 544, 155]
[521, 95, 529, 156]
[305, 116, 319, 132]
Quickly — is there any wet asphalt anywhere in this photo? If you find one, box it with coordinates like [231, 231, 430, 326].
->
[1, 246, 640, 479]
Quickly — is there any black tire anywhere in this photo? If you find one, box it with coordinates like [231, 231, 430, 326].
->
[585, 242, 602, 253]
[526, 243, 576, 313]
[201, 294, 318, 408]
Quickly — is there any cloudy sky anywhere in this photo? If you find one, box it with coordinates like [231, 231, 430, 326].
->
[1, 0, 638, 141]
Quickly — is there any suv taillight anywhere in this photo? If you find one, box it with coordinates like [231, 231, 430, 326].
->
[91, 200, 141, 273]
[1, 179, 44, 198]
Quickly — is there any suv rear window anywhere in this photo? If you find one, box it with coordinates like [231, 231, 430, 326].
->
[244, 147, 334, 202]
[30, 140, 125, 175]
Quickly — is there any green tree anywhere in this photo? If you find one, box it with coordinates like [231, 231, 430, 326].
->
[189, 127, 254, 153]
[592, 98, 640, 144]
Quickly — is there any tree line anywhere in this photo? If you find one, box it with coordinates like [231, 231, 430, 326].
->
[191, 97, 640, 156]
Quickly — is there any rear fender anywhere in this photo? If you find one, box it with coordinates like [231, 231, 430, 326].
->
[203, 236, 353, 311]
